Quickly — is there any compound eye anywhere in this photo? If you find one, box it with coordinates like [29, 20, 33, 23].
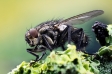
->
[29, 28, 38, 38]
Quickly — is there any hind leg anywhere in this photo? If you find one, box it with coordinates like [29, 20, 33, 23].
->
[71, 28, 84, 51]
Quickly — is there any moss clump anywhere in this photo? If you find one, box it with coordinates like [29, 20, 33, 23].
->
[8, 45, 99, 74]
[96, 45, 112, 74]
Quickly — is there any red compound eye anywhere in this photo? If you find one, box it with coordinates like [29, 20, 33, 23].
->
[29, 28, 38, 38]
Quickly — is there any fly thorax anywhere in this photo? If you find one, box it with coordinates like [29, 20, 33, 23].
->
[58, 24, 67, 31]
[39, 26, 49, 33]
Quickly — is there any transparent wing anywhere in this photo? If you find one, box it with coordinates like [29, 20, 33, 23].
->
[59, 10, 104, 25]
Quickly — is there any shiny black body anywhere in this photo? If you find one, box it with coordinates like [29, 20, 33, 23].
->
[92, 21, 109, 46]
[25, 10, 104, 64]
[34, 20, 88, 50]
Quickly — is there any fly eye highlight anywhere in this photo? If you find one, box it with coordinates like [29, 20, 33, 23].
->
[29, 28, 38, 38]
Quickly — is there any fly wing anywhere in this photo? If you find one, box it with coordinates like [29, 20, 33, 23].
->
[59, 10, 104, 25]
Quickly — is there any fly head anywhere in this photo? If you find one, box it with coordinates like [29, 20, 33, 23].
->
[25, 28, 39, 47]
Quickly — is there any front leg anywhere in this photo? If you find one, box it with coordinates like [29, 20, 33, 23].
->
[27, 45, 46, 65]
[42, 34, 54, 51]
[46, 30, 58, 46]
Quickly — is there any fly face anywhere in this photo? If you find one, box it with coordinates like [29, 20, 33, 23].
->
[25, 28, 38, 47]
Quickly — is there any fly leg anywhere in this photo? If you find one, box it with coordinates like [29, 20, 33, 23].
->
[68, 26, 72, 44]
[58, 26, 68, 50]
[59, 25, 72, 44]
[27, 34, 54, 65]
[58, 26, 72, 50]
[59, 26, 68, 43]
[71, 28, 84, 51]
[72, 28, 96, 55]
[61, 45, 66, 51]
[27, 46, 46, 65]
[46, 30, 58, 46]
[42, 34, 53, 51]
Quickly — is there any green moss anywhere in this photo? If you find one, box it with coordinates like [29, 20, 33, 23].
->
[8, 45, 99, 74]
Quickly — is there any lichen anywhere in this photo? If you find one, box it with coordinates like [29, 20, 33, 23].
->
[8, 45, 99, 74]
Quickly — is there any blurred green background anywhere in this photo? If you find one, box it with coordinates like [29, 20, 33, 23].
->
[0, 0, 112, 74]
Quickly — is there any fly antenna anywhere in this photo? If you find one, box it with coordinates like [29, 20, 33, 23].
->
[26, 27, 29, 31]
